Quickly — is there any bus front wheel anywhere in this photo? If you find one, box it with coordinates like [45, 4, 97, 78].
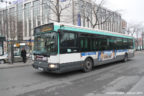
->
[83, 58, 93, 72]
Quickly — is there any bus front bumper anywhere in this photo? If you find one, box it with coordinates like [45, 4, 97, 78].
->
[32, 61, 60, 73]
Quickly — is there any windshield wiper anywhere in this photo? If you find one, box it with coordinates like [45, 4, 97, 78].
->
[43, 53, 50, 57]
[33, 51, 50, 57]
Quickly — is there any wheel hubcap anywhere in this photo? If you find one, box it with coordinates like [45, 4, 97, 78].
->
[86, 61, 92, 69]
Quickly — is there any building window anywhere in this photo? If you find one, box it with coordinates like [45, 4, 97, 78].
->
[24, 3, 31, 37]
[9, 8, 16, 39]
[17, 4, 23, 40]
[42, 0, 50, 24]
[33, 0, 40, 27]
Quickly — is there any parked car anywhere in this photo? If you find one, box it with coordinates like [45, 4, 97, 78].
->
[0, 54, 8, 64]
[0, 53, 23, 64]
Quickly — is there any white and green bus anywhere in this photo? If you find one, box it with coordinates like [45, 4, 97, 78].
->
[32, 22, 135, 73]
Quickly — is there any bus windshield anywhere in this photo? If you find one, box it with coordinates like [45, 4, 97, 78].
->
[33, 32, 57, 56]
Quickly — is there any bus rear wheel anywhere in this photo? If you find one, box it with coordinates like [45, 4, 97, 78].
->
[83, 58, 93, 72]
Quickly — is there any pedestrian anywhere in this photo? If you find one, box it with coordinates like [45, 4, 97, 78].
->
[21, 47, 27, 63]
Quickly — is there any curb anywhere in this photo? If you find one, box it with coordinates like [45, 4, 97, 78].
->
[0, 60, 33, 69]
[0, 63, 32, 69]
[135, 51, 144, 54]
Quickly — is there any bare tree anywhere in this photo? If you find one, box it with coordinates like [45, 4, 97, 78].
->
[79, 0, 115, 28]
[43, 0, 72, 22]
[126, 23, 142, 36]
[125, 26, 136, 36]
[126, 23, 143, 49]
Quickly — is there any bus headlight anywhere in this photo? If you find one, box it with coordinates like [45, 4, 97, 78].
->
[49, 64, 58, 68]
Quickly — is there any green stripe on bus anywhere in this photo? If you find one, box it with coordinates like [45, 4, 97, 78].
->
[54, 25, 133, 39]
[54, 25, 60, 31]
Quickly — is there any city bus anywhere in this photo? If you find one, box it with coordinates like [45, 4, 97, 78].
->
[32, 22, 135, 73]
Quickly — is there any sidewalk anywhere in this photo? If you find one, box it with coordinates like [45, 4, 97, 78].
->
[135, 50, 144, 54]
[0, 59, 33, 69]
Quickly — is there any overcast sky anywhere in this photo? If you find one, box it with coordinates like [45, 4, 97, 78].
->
[104, 0, 144, 24]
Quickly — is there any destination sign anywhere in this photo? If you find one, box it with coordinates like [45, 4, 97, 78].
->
[41, 23, 54, 32]
[34, 23, 54, 35]
[41, 26, 53, 32]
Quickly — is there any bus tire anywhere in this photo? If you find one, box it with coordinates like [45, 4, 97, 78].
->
[83, 58, 93, 72]
[123, 54, 128, 62]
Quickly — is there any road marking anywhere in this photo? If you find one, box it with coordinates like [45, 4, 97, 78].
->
[104, 76, 140, 92]
[129, 76, 144, 93]
[84, 76, 140, 96]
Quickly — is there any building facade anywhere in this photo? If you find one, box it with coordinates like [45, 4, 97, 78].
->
[0, 0, 123, 43]
[121, 19, 127, 34]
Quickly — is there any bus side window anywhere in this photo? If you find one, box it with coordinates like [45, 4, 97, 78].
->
[80, 39, 84, 51]
[80, 39, 84, 49]
[89, 39, 93, 51]
[100, 39, 107, 50]
[60, 32, 78, 53]
[123, 38, 128, 49]
[109, 37, 116, 50]
[116, 38, 123, 50]
[80, 38, 89, 52]
[84, 39, 88, 51]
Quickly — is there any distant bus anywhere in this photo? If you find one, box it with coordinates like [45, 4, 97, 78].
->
[32, 22, 135, 73]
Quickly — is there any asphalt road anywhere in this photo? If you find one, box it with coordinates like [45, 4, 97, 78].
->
[0, 52, 144, 96]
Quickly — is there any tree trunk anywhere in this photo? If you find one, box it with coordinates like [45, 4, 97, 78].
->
[57, 14, 60, 22]
[57, 0, 60, 22]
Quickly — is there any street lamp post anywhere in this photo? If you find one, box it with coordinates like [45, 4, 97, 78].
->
[5, 1, 14, 64]
[6, 1, 9, 41]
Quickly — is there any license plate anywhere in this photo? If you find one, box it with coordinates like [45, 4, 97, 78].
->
[38, 67, 44, 71]
[37, 57, 43, 60]
[36, 55, 43, 61]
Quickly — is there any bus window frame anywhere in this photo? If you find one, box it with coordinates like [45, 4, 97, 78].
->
[33, 31, 58, 56]
[59, 30, 79, 54]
